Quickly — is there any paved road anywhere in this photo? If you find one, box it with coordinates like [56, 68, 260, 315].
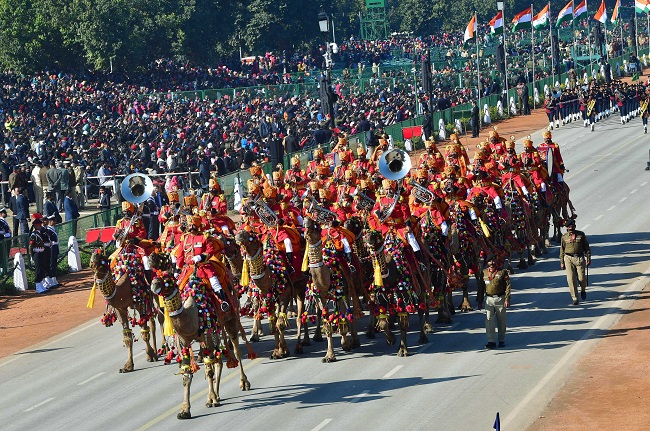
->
[2, 114, 649, 431]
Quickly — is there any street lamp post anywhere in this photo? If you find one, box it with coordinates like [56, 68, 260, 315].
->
[318, 11, 336, 128]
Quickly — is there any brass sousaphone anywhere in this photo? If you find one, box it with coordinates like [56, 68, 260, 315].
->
[377, 148, 412, 222]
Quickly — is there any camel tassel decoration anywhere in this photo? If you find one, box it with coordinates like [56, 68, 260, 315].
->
[87, 280, 97, 308]
[373, 257, 384, 287]
[162, 305, 174, 337]
[240, 257, 250, 287]
[301, 245, 309, 272]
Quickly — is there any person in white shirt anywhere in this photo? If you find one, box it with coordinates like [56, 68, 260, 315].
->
[31, 160, 44, 214]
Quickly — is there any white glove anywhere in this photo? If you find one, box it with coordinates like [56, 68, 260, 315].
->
[192, 255, 202, 263]
[3, 233, 10, 238]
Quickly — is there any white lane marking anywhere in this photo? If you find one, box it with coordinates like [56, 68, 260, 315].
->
[382, 365, 403, 379]
[641, 182, 648, 187]
[581, 224, 591, 231]
[630, 188, 639, 194]
[78, 372, 105, 386]
[311, 419, 332, 431]
[594, 215, 603, 221]
[620, 196, 627, 202]
[502, 265, 650, 429]
[24, 397, 55, 412]
[607, 206, 616, 211]
[0, 321, 100, 369]
[350, 390, 370, 403]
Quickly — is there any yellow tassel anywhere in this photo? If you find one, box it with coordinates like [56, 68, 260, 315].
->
[479, 218, 491, 238]
[163, 305, 174, 337]
[373, 258, 384, 287]
[158, 295, 165, 308]
[86, 281, 97, 308]
[240, 258, 250, 287]
[301, 246, 309, 272]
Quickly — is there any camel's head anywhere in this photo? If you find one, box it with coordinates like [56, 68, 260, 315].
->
[217, 233, 239, 259]
[363, 230, 384, 251]
[303, 218, 322, 244]
[90, 249, 109, 272]
[148, 252, 170, 272]
[151, 275, 175, 297]
[343, 216, 363, 236]
[235, 230, 259, 254]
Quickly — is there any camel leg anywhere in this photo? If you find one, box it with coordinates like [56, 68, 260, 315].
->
[237, 320, 258, 360]
[204, 359, 221, 408]
[367, 309, 377, 339]
[397, 314, 410, 357]
[322, 320, 337, 363]
[277, 312, 289, 358]
[459, 280, 473, 312]
[269, 315, 284, 359]
[250, 317, 263, 342]
[225, 323, 251, 391]
[294, 295, 305, 354]
[177, 371, 193, 419]
[148, 316, 158, 358]
[378, 317, 395, 346]
[313, 312, 324, 342]
[418, 308, 429, 344]
[116, 308, 134, 373]
[527, 245, 536, 266]
[141, 322, 158, 362]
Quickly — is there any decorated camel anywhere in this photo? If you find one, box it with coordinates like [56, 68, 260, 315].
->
[88, 248, 159, 373]
[148, 252, 251, 420]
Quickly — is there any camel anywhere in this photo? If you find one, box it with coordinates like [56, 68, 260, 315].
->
[303, 218, 361, 362]
[364, 230, 429, 357]
[234, 230, 308, 358]
[148, 252, 251, 420]
[89, 249, 159, 373]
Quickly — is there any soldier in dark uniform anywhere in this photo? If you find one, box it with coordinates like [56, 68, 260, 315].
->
[544, 94, 556, 130]
[29, 213, 50, 293]
[143, 194, 161, 240]
[477, 256, 511, 349]
[638, 86, 650, 133]
[44, 214, 61, 288]
[559, 219, 591, 306]
[0, 207, 11, 261]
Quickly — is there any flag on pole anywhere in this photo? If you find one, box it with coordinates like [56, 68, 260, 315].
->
[512, 7, 533, 31]
[611, 0, 620, 23]
[533, 4, 550, 30]
[494, 412, 501, 431]
[635, 0, 649, 13]
[574, 0, 588, 20]
[557, 0, 574, 26]
[490, 10, 504, 34]
[464, 14, 477, 42]
[594, 0, 608, 23]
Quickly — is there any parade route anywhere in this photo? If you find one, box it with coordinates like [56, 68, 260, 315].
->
[1, 102, 650, 430]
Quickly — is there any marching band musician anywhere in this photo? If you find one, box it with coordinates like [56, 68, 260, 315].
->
[544, 93, 557, 130]
[616, 87, 627, 125]
[334, 170, 359, 221]
[143, 192, 161, 240]
[199, 178, 228, 215]
[29, 213, 50, 294]
[158, 186, 185, 250]
[351, 145, 376, 177]
[418, 137, 445, 172]
[444, 134, 470, 177]
[538, 130, 566, 183]
[368, 178, 427, 270]
[306, 147, 327, 178]
[332, 149, 353, 183]
[174, 214, 230, 312]
[520, 137, 552, 204]
[113, 202, 158, 271]
[352, 178, 376, 217]
[284, 155, 308, 194]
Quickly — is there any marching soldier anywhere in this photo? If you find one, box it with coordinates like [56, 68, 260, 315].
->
[638, 86, 650, 133]
[44, 214, 61, 289]
[29, 213, 50, 294]
[560, 219, 591, 306]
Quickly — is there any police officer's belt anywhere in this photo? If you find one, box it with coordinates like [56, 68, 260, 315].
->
[565, 253, 583, 257]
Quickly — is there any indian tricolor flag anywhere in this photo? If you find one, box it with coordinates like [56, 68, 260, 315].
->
[635, 0, 649, 13]
[490, 10, 504, 34]
[512, 7, 533, 31]
[611, 0, 620, 23]
[464, 14, 477, 42]
[557, 0, 574, 26]
[594, 0, 607, 23]
[574, 0, 588, 20]
[533, 4, 550, 30]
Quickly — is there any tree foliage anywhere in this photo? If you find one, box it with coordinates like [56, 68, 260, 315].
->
[0, 0, 597, 72]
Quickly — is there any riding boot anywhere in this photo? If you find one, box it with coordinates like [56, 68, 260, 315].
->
[286, 252, 295, 273]
[209, 276, 230, 312]
[414, 250, 427, 272]
[345, 252, 356, 273]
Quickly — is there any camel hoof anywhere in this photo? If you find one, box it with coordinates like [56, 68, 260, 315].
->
[206, 401, 220, 408]
[423, 322, 434, 334]
[119, 366, 134, 373]
[313, 334, 324, 343]
[419, 334, 429, 344]
[528, 256, 535, 266]
[518, 260, 528, 270]
[544, 239, 551, 248]
[386, 334, 396, 346]
[397, 349, 409, 357]
[177, 411, 192, 420]
[322, 356, 337, 363]
[240, 380, 251, 391]
[341, 342, 352, 352]
[294, 344, 304, 355]
[353, 338, 361, 348]
[366, 331, 376, 339]
[250, 334, 260, 343]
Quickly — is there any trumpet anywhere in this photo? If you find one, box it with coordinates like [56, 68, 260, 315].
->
[249, 194, 279, 227]
[352, 188, 376, 211]
[306, 196, 338, 225]
[587, 99, 596, 117]
[641, 99, 649, 116]
[409, 178, 435, 204]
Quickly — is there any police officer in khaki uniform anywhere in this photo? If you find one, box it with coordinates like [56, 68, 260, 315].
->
[478, 256, 511, 349]
[560, 219, 591, 305]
